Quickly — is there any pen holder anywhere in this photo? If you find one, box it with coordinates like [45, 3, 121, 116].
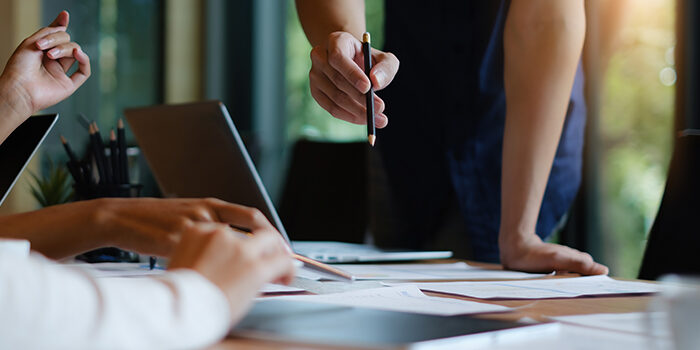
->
[73, 182, 143, 200]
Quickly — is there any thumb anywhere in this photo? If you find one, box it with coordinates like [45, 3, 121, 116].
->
[49, 11, 70, 27]
[556, 250, 609, 275]
[370, 51, 399, 91]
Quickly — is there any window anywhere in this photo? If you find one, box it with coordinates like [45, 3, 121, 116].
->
[41, 0, 163, 162]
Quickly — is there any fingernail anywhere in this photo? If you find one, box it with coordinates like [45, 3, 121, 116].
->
[48, 48, 59, 57]
[354, 78, 369, 93]
[37, 39, 49, 48]
[374, 70, 386, 88]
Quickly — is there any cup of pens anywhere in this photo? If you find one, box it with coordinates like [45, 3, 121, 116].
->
[62, 117, 142, 263]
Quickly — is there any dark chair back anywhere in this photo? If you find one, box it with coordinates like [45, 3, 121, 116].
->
[278, 140, 367, 243]
[639, 134, 700, 280]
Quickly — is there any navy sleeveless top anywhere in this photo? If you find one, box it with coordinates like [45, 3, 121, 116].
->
[377, 0, 586, 262]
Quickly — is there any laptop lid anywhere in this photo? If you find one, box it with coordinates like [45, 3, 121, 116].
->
[125, 101, 290, 242]
[0, 114, 59, 206]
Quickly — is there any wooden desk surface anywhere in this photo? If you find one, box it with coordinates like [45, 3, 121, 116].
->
[209, 261, 654, 350]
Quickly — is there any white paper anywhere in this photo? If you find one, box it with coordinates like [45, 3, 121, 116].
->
[268, 285, 511, 316]
[69, 262, 306, 294]
[468, 323, 673, 350]
[328, 262, 549, 281]
[549, 312, 671, 338]
[389, 276, 662, 299]
[259, 284, 306, 294]
[68, 262, 165, 278]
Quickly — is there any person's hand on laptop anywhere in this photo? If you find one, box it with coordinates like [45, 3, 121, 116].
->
[170, 222, 296, 323]
[0, 11, 90, 128]
[0, 197, 291, 261]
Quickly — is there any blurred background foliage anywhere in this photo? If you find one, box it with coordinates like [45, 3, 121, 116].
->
[599, 0, 675, 277]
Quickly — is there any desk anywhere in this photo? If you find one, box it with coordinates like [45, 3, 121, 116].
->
[209, 261, 654, 350]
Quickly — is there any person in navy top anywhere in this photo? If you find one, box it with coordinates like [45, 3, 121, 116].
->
[296, 0, 608, 275]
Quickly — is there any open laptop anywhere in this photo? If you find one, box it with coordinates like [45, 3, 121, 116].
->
[125, 101, 451, 263]
[0, 114, 58, 206]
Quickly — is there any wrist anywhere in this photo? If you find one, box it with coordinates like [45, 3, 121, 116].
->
[0, 73, 34, 119]
[86, 198, 120, 247]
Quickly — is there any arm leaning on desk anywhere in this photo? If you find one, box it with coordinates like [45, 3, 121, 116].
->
[210, 260, 654, 350]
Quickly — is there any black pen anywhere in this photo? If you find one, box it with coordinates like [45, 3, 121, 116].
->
[362, 32, 376, 147]
[92, 122, 112, 184]
[60, 135, 83, 184]
[109, 130, 120, 185]
[89, 124, 108, 185]
[149, 256, 156, 270]
[117, 119, 129, 184]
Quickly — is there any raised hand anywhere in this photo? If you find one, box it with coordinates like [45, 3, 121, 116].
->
[309, 31, 398, 127]
[0, 11, 90, 116]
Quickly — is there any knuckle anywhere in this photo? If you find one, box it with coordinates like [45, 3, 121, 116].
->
[328, 48, 345, 67]
[247, 208, 265, 223]
[329, 69, 345, 87]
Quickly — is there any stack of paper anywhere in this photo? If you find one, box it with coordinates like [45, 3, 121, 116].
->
[269, 285, 512, 316]
[296, 262, 549, 281]
[388, 276, 662, 299]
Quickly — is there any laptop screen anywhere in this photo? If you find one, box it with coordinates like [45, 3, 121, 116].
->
[0, 114, 58, 205]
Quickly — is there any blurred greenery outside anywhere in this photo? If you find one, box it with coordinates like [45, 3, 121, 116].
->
[284, 1, 676, 278]
[599, 1, 675, 278]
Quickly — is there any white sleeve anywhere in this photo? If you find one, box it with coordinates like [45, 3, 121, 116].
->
[0, 254, 232, 350]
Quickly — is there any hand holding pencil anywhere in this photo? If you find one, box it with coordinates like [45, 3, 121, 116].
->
[307, 31, 398, 131]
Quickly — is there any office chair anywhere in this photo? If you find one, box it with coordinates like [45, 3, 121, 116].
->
[638, 133, 700, 280]
[278, 139, 368, 243]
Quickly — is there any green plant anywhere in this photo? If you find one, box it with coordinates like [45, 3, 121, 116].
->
[29, 159, 74, 207]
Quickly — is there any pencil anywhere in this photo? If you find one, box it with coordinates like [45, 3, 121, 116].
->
[60, 135, 79, 164]
[230, 225, 354, 281]
[92, 122, 112, 184]
[60, 135, 82, 184]
[117, 119, 129, 184]
[89, 124, 108, 185]
[362, 32, 376, 147]
[109, 130, 120, 185]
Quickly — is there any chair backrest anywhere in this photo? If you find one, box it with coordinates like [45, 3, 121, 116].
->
[278, 140, 367, 243]
[638, 133, 700, 280]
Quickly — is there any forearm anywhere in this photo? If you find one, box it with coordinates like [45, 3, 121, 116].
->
[295, 0, 366, 46]
[0, 199, 109, 259]
[500, 1, 585, 241]
[0, 256, 230, 349]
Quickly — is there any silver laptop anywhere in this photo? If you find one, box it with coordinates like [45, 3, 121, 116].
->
[125, 101, 451, 263]
[0, 114, 58, 206]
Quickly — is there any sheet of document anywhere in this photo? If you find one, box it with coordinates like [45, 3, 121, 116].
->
[468, 323, 673, 350]
[267, 285, 511, 316]
[68, 262, 305, 294]
[296, 262, 548, 281]
[549, 312, 671, 338]
[68, 262, 165, 277]
[336, 262, 549, 280]
[388, 276, 662, 299]
[259, 284, 306, 294]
